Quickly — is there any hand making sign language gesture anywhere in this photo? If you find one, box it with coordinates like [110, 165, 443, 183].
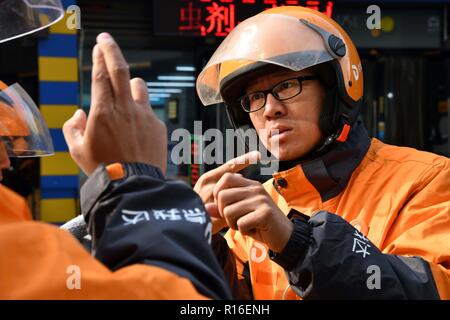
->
[63, 33, 167, 176]
[195, 151, 294, 253]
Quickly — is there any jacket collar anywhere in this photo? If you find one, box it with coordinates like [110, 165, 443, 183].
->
[273, 121, 371, 202]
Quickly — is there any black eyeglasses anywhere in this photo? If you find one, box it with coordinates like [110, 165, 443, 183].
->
[239, 75, 320, 113]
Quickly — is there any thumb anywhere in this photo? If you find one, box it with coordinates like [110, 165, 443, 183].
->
[63, 109, 87, 150]
[205, 202, 221, 219]
[205, 202, 229, 235]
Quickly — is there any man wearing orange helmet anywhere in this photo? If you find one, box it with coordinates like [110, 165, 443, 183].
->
[0, 1, 230, 299]
[195, 6, 450, 299]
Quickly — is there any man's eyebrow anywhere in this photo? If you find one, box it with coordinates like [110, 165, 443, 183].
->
[246, 74, 288, 90]
[247, 72, 316, 91]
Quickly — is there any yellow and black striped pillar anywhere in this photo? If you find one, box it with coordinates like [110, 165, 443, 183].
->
[38, 0, 80, 223]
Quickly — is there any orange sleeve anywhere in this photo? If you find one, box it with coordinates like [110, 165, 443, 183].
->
[382, 156, 450, 299]
[0, 221, 207, 299]
[0, 185, 32, 223]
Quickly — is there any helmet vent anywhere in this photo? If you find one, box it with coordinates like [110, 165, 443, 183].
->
[328, 35, 346, 57]
[299, 19, 346, 60]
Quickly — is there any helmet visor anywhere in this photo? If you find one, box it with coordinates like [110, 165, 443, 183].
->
[197, 13, 335, 106]
[0, 82, 54, 157]
[0, 0, 64, 44]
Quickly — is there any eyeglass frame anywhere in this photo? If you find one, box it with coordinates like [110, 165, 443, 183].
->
[238, 75, 320, 113]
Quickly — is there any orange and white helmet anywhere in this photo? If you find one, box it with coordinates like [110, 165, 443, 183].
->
[0, 0, 63, 157]
[197, 6, 363, 145]
[0, 81, 54, 157]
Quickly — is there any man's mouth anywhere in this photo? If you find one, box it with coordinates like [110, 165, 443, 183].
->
[269, 126, 292, 139]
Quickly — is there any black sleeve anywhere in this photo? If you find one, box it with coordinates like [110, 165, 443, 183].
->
[269, 210, 440, 299]
[81, 163, 231, 300]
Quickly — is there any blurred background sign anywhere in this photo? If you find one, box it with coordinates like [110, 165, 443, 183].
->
[334, 7, 442, 49]
[153, 0, 334, 37]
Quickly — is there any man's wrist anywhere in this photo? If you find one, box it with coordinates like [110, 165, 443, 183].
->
[104, 162, 165, 181]
[81, 162, 165, 225]
[269, 218, 312, 271]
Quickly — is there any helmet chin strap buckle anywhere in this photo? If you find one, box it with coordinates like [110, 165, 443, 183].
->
[316, 123, 351, 153]
[336, 123, 351, 142]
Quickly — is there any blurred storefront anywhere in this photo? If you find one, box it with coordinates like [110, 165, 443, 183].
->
[0, 0, 449, 223]
[333, 0, 450, 157]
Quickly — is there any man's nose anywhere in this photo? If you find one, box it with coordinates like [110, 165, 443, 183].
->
[263, 93, 287, 119]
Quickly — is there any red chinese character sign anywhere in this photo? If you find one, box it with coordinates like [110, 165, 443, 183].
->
[153, 0, 334, 37]
[179, 2, 203, 33]
[201, 2, 236, 36]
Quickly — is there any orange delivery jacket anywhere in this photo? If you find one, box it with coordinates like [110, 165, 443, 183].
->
[0, 163, 230, 299]
[222, 123, 450, 299]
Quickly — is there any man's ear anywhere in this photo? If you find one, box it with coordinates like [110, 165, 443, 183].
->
[310, 62, 337, 88]
[319, 87, 337, 137]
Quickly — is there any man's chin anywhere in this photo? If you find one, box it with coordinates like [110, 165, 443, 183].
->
[270, 147, 309, 162]
[271, 152, 295, 162]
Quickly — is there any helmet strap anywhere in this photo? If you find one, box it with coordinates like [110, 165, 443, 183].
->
[316, 85, 352, 153]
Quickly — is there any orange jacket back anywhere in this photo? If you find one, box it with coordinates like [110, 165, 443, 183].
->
[0, 185, 207, 299]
